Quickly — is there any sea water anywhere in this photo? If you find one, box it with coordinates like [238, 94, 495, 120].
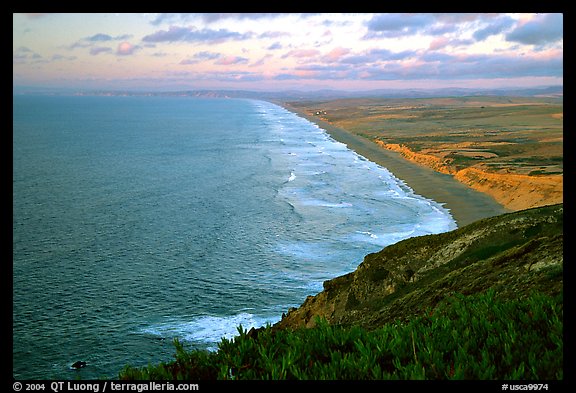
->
[12, 95, 456, 379]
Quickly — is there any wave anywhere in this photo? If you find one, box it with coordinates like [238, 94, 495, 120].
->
[299, 198, 353, 208]
[140, 311, 282, 350]
[357, 231, 379, 239]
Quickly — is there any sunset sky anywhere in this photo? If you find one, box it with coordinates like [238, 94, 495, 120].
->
[13, 13, 563, 91]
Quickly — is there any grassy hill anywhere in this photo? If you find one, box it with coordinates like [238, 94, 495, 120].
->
[119, 204, 563, 380]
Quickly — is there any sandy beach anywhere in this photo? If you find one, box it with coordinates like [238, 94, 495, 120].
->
[280, 102, 511, 227]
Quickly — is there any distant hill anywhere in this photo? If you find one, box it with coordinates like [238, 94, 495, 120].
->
[13, 85, 563, 100]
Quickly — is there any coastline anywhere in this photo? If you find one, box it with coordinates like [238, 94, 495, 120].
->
[279, 101, 511, 227]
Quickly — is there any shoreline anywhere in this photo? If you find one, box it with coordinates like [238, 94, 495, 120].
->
[278, 101, 511, 227]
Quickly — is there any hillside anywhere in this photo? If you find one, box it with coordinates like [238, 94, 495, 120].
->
[274, 203, 563, 331]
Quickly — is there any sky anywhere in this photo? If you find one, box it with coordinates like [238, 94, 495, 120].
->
[13, 13, 563, 92]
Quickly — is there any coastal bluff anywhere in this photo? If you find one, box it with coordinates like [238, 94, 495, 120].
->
[274, 203, 563, 332]
[376, 141, 563, 211]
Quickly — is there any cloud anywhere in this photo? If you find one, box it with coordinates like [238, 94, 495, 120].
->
[14, 46, 33, 54]
[275, 63, 358, 81]
[271, 47, 562, 84]
[273, 73, 303, 81]
[365, 13, 435, 38]
[14, 13, 565, 90]
[356, 52, 563, 81]
[281, 49, 321, 59]
[364, 13, 521, 41]
[180, 51, 222, 64]
[86, 33, 133, 42]
[142, 26, 253, 43]
[198, 13, 284, 23]
[13, 46, 43, 63]
[51, 53, 76, 61]
[150, 13, 310, 25]
[214, 56, 249, 66]
[116, 42, 139, 56]
[268, 42, 283, 50]
[420, 52, 454, 63]
[68, 41, 92, 50]
[321, 47, 416, 66]
[89, 46, 113, 56]
[87, 33, 113, 42]
[150, 13, 189, 25]
[428, 37, 449, 51]
[250, 54, 273, 67]
[431, 13, 482, 23]
[368, 48, 417, 61]
[69, 33, 135, 52]
[337, 54, 373, 65]
[505, 13, 563, 46]
[427, 37, 474, 51]
[180, 52, 251, 67]
[472, 16, 515, 41]
[14, 46, 77, 64]
[258, 31, 290, 39]
[322, 47, 351, 62]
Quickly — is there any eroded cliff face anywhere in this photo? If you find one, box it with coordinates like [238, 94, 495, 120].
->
[274, 204, 563, 332]
[454, 167, 563, 211]
[377, 142, 457, 175]
[374, 141, 562, 211]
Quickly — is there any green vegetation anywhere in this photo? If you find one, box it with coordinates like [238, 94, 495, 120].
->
[119, 290, 562, 380]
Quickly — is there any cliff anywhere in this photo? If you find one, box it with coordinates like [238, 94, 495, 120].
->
[274, 203, 563, 332]
[454, 167, 563, 211]
[375, 141, 563, 211]
[376, 142, 457, 175]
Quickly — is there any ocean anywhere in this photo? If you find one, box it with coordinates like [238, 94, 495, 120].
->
[12, 95, 456, 379]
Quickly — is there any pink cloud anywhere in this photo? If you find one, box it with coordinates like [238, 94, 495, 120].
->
[322, 47, 351, 62]
[428, 37, 449, 51]
[117, 42, 137, 56]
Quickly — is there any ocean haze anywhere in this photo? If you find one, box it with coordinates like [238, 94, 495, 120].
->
[12, 95, 455, 379]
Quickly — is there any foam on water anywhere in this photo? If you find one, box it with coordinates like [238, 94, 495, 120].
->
[140, 311, 282, 350]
